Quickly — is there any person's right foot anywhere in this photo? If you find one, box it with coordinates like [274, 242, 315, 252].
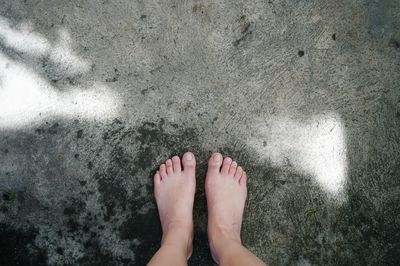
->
[205, 152, 248, 263]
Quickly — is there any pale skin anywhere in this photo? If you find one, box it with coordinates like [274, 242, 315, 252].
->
[148, 152, 266, 266]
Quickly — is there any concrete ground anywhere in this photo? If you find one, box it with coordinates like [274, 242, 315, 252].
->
[0, 0, 399, 265]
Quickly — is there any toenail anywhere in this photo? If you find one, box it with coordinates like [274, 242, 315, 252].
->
[213, 153, 222, 161]
[184, 153, 193, 161]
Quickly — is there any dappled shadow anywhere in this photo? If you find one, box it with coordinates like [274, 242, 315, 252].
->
[0, 16, 120, 129]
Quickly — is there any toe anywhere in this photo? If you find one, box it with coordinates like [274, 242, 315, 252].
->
[239, 171, 247, 185]
[166, 159, 173, 175]
[182, 152, 196, 172]
[172, 156, 181, 173]
[208, 152, 223, 174]
[160, 164, 167, 179]
[221, 157, 232, 175]
[234, 166, 243, 181]
[154, 171, 161, 185]
[229, 161, 238, 176]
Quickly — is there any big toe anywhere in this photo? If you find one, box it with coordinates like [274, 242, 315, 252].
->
[182, 152, 196, 173]
[208, 152, 223, 174]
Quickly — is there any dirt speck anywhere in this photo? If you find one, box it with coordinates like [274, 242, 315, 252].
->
[56, 247, 64, 255]
[192, 3, 204, 13]
[77, 129, 84, 139]
[105, 68, 119, 82]
[389, 38, 400, 50]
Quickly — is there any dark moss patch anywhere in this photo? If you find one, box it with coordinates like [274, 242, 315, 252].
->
[188, 229, 215, 265]
[63, 207, 77, 216]
[64, 198, 86, 215]
[0, 224, 47, 265]
[118, 197, 161, 265]
[78, 240, 117, 266]
[62, 198, 86, 233]
[103, 201, 116, 222]
[66, 218, 80, 232]
[83, 225, 90, 233]
[2, 191, 16, 202]
[332, 183, 400, 265]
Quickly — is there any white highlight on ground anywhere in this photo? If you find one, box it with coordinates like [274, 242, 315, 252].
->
[0, 17, 50, 55]
[249, 114, 347, 199]
[0, 17, 90, 74]
[0, 17, 119, 129]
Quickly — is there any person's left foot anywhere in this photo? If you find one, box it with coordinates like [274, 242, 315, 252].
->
[153, 152, 196, 259]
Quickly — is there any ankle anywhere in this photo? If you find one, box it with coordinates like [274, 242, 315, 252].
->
[209, 222, 241, 243]
[208, 225, 242, 259]
[161, 223, 193, 255]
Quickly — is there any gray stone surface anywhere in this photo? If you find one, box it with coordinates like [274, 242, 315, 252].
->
[0, 0, 399, 265]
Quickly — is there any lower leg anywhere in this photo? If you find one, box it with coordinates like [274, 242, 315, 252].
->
[148, 225, 191, 266]
[209, 230, 265, 266]
[206, 153, 266, 266]
[148, 152, 196, 266]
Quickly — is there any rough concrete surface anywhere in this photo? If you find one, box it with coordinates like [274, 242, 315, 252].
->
[0, 0, 399, 265]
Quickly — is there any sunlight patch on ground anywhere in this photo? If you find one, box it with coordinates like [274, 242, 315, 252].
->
[0, 17, 90, 74]
[0, 17, 49, 55]
[0, 52, 119, 129]
[0, 17, 119, 129]
[248, 114, 347, 200]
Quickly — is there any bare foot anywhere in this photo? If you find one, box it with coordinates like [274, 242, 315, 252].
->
[205, 152, 248, 263]
[153, 152, 196, 260]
